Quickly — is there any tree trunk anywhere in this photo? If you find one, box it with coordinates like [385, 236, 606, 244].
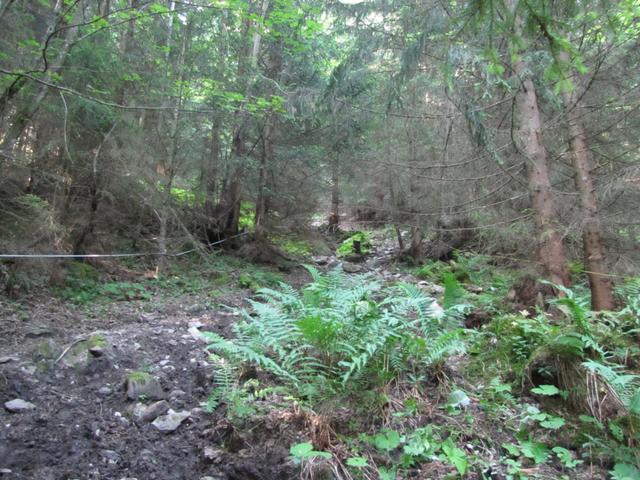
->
[408, 226, 422, 263]
[255, 116, 273, 240]
[329, 157, 340, 229]
[512, 59, 570, 287]
[559, 68, 614, 309]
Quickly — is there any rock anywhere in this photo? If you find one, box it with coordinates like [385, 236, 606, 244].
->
[4, 399, 36, 413]
[466, 285, 484, 294]
[20, 364, 37, 375]
[89, 346, 105, 357]
[25, 326, 55, 338]
[98, 386, 112, 396]
[33, 339, 62, 361]
[151, 409, 190, 432]
[342, 262, 363, 274]
[424, 284, 444, 295]
[100, 449, 120, 464]
[311, 255, 329, 265]
[125, 372, 163, 400]
[0, 356, 17, 364]
[169, 389, 185, 400]
[188, 326, 207, 343]
[133, 400, 170, 424]
[203, 446, 224, 463]
[188, 320, 203, 329]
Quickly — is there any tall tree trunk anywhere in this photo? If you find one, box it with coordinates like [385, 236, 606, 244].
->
[558, 57, 614, 309]
[329, 156, 340, 229]
[222, 0, 269, 239]
[512, 58, 571, 287]
[157, 14, 191, 270]
[255, 116, 273, 240]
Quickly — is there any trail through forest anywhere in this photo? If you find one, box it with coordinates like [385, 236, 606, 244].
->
[0, 229, 614, 480]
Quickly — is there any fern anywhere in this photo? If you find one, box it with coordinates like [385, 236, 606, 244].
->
[204, 267, 465, 408]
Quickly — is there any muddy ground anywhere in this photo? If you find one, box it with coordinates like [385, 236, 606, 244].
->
[0, 242, 612, 480]
[0, 270, 309, 480]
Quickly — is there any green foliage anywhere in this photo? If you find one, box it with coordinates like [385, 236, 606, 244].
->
[237, 269, 283, 292]
[238, 201, 256, 230]
[269, 234, 313, 258]
[289, 442, 331, 462]
[336, 231, 373, 257]
[205, 266, 464, 409]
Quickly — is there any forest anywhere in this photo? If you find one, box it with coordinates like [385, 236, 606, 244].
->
[1, 0, 639, 479]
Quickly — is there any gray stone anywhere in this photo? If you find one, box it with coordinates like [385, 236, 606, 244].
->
[312, 255, 329, 265]
[188, 326, 207, 343]
[89, 346, 105, 357]
[100, 449, 120, 464]
[151, 409, 190, 432]
[4, 399, 36, 413]
[98, 386, 112, 396]
[169, 389, 185, 400]
[25, 326, 55, 338]
[203, 446, 224, 463]
[425, 284, 444, 295]
[125, 372, 163, 400]
[342, 262, 363, 274]
[188, 319, 203, 329]
[133, 400, 170, 424]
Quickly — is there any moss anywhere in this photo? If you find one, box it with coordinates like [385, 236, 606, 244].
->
[65, 261, 100, 283]
[87, 334, 107, 348]
[128, 371, 153, 383]
[211, 272, 231, 287]
[336, 231, 373, 257]
[270, 234, 313, 258]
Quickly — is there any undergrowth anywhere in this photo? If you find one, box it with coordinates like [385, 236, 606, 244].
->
[205, 265, 464, 408]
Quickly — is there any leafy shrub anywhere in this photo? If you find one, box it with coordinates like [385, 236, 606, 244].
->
[205, 266, 464, 408]
[336, 231, 373, 257]
[238, 201, 255, 230]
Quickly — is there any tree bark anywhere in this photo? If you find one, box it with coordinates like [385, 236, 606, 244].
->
[512, 58, 571, 287]
[559, 62, 614, 309]
[255, 116, 273, 239]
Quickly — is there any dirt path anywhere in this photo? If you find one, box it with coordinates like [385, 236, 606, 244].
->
[0, 283, 301, 480]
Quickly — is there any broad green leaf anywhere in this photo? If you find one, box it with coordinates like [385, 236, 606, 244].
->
[442, 438, 467, 475]
[629, 388, 640, 415]
[373, 429, 401, 451]
[520, 440, 549, 464]
[611, 463, 640, 480]
[540, 416, 565, 429]
[531, 385, 561, 396]
[346, 456, 368, 467]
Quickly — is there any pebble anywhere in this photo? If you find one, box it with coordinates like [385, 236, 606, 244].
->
[125, 373, 163, 400]
[133, 400, 170, 424]
[342, 262, 363, 273]
[151, 409, 190, 432]
[169, 389, 185, 400]
[100, 449, 120, 464]
[98, 387, 112, 396]
[4, 399, 36, 413]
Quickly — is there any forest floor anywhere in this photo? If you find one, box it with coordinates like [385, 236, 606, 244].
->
[0, 228, 619, 480]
